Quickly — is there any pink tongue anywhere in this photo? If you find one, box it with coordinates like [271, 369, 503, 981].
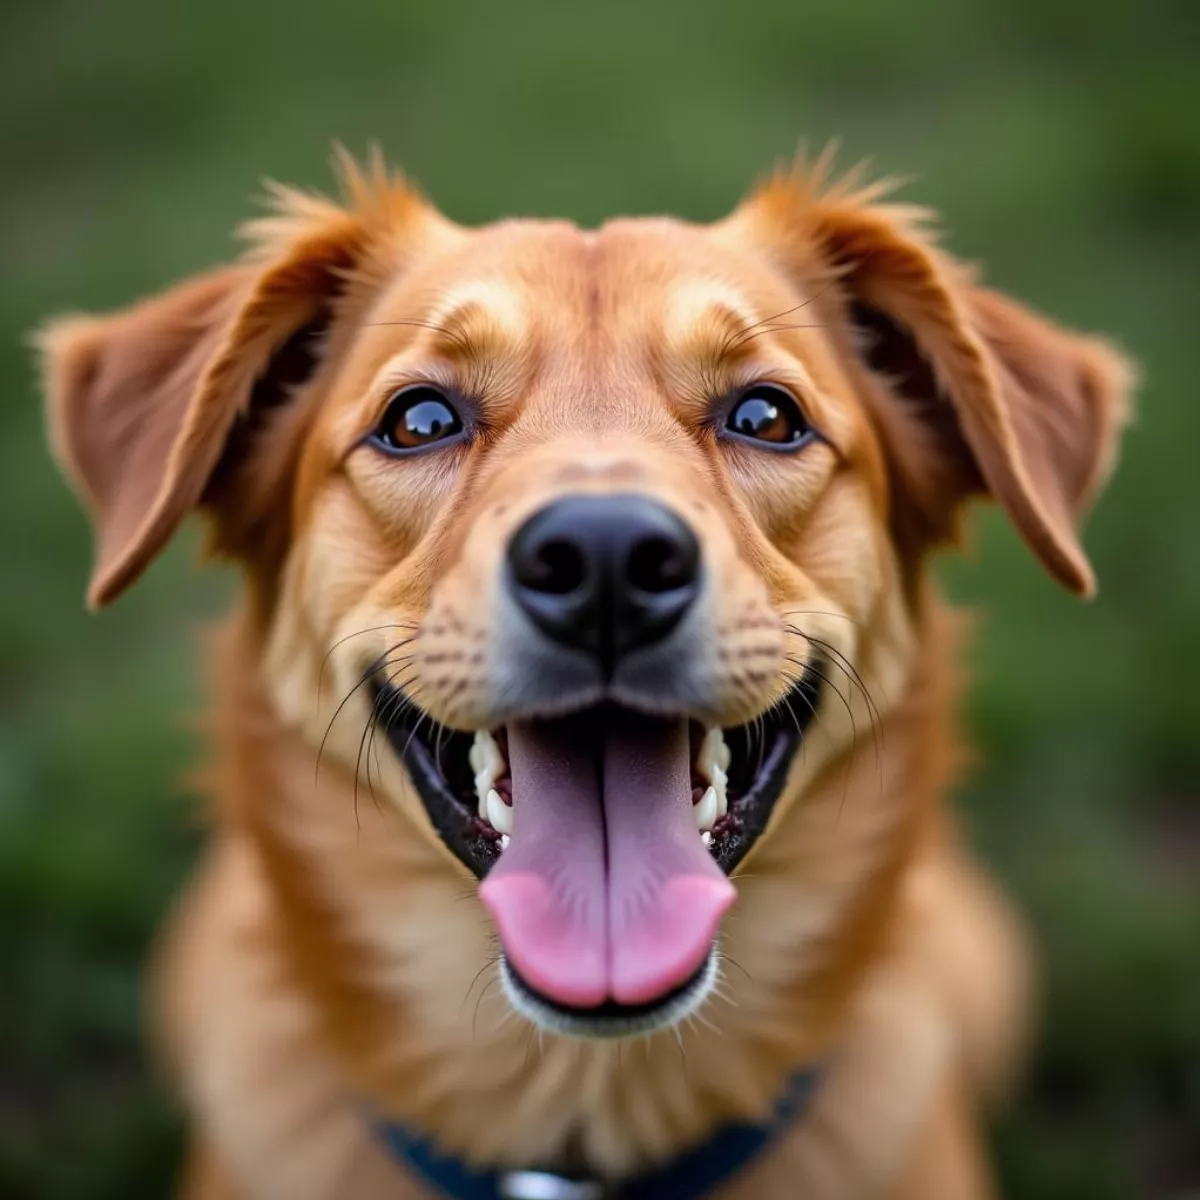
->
[479, 711, 735, 1008]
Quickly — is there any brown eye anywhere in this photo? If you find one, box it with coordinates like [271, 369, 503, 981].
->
[724, 385, 813, 449]
[371, 386, 465, 453]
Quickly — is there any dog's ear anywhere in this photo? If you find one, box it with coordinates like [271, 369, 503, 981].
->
[735, 171, 1135, 596]
[37, 158, 444, 607]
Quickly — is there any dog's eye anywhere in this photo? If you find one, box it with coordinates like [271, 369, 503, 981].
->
[724, 385, 813, 449]
[371, 386, 465, 453]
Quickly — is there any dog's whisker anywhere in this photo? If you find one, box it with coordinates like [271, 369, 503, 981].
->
[716, 952, 754, 984]
[778, 607, 864, 629]
[351, 684, 387, 821]
[782, 624, 885, 791]
[315, 639, 418, 783]
[783, 655, 860, 816]
[722, 275, 847, 358]
[793, 632, 885, 790]
[433, 717, 453, 783]
[473, 974, 502, 1042]
[782, 625, 878, 716]
[317, 622, 418, 703]
[356, 669, 421, 816]
[462, 955, 502, 1014]
[672, 1024, 688, 1080]
[735, 320, 827, 346]
[786, 656, 853, 744]
[358, 317, 475, 357]
[721, 292, 824, 357]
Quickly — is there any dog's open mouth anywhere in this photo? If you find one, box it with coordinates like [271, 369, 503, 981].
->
[371, 666, 820, 1035]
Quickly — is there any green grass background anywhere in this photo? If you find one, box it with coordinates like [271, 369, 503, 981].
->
[1, 0, 1197, 1196]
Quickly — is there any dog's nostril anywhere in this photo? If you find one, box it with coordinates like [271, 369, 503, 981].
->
[521, 538, 588, 596]
[507, 494, 702, 667]
[627, 534, 695, 595]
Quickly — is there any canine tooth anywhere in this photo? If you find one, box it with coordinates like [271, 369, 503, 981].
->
[701, 830, 713, 849]
[712, 763, 728, 818]
[472, 731, 506, 814]
[498, 834, 511, 851]
[697, 727, 731, 779]
[694, 727, 731, 819]
[695, 726, 731, 819]
[694, 785, 718, 832]
[486, 787, 513, 835]
[713, 728, 732, 773]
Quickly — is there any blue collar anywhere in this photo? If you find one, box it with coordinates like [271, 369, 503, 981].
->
[373, 1065, 822, 1200]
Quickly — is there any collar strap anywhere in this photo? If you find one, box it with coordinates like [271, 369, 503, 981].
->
[374, 1065, 822, 1200]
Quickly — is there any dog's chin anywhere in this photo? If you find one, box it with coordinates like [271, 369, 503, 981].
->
[369, 666, 821, 1037]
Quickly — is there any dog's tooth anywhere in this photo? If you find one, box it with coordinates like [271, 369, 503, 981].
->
[695, 727, 731, 784]
[498, 833, 510, 851]
[474, 731, 505, 779]
[701, 830, 713, 849]
[690, 728, 730, 822]
[711, 728, 732, 773]
[711, 761, 728, 817]
[472, 731, 506, 813]
[486, 787, 513, 835]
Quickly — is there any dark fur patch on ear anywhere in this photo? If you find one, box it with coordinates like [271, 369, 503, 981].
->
[849, 299, 985, 561]
[251, 315, 330, 411]
[851, 301, 938, 404]
[202, 310, 333, 584]
[213, 311, 330, 467]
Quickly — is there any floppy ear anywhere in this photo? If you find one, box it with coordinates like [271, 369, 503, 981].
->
[739, 173, 1135, 596]
[38, 161, 434, 608]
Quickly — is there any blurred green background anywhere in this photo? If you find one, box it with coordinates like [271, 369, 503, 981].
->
[1, 0, 1196, 1196]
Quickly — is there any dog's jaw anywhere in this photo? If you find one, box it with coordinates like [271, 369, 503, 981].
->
[210, 592, 935, 1183]
[366, 667, 822, 1036]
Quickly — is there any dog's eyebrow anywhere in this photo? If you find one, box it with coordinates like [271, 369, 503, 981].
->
[427, 282, 526, 363]
[367, 283, 526, 365]
[665, 286, 769, 374]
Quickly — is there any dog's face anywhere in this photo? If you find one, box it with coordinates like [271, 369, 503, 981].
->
[271, 213, 902, 1031]
[40, 159, 1130, 1039]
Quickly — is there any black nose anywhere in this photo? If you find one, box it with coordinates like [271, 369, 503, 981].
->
[507, 494, 702, 675]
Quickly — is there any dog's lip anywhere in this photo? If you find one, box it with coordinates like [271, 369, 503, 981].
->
[368, 663, 823, 882]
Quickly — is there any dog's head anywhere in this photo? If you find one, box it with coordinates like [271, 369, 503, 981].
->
[40, 154, 1131, 1039]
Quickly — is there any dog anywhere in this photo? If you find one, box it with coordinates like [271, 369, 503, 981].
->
[39, 150, 1132, 1199]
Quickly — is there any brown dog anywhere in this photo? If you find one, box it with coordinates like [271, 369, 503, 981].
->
[39, 152, 1132, 1199]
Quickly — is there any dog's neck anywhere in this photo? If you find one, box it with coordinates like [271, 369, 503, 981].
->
[207, 593, 962, 1178]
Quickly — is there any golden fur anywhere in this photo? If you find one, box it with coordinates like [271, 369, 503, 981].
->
[40, 150, 1132, 1198]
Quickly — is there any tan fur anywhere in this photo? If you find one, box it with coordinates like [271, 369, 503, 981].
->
[41, 152, 1132, 1198]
